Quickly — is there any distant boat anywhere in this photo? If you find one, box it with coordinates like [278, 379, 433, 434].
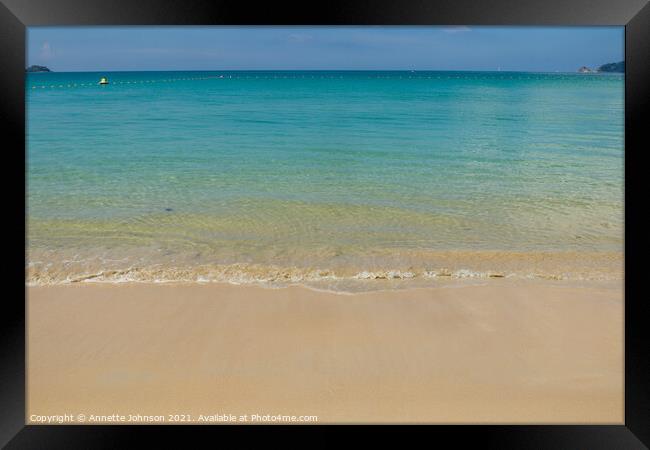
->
[98, 77, 109, 85]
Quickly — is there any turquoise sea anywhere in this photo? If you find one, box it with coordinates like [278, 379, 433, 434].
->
[26, 71, 624, 289]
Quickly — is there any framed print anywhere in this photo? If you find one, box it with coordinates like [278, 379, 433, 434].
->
[1, 0, 649, 447]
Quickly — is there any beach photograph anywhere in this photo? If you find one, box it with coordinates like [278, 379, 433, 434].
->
[26, 26, 624, 424]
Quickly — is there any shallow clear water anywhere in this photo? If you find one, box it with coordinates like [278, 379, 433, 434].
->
[26, 71, 624, 288]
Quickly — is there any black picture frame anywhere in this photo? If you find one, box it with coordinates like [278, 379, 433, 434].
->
[2, 0, 648, 447]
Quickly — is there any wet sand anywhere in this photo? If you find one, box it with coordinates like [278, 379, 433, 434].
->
[27, 281, 623, 424]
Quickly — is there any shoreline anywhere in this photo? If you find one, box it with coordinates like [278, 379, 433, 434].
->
[25, 274, 623, 296]
[28, 280, 623, 423]
[26, 249, 623, 291]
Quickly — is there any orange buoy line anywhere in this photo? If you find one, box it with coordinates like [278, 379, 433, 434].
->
[28, 73, 587, 90]
[29, 75, 228, 90]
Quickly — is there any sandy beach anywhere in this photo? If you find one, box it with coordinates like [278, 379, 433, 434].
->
[27, 280, 623, 424]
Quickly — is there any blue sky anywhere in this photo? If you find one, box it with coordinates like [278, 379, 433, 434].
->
[27, 26, 624, 72]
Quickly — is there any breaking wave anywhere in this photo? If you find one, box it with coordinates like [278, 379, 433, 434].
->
[26, 261, 619, 292]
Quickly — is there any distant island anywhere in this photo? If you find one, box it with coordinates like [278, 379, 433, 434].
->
[577, 61, 624, 74]
[598, 61, 624, 73]
[26, 65, 51, 73]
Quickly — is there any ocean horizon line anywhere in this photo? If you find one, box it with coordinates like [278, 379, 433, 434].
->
[27, 68, 617, 74]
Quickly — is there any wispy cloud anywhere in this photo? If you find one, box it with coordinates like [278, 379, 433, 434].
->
[442, 26, 472, 34]
[40, 41, 54, 59]
[286, 33, 313, 43]
[123, 47, 222, 58]
[319, 31, 424, 50]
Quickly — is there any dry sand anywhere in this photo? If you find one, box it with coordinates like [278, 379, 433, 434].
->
[27, 281, 623, 424]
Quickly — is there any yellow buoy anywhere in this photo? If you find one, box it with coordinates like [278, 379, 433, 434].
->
[98, 77, 109, 85]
